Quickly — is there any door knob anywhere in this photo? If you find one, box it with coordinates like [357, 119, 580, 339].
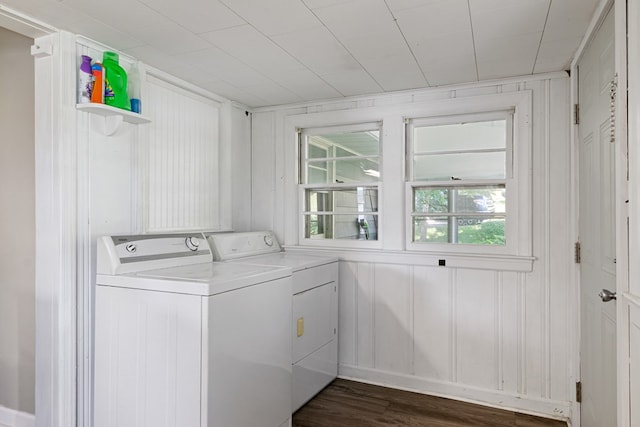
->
[598, 289, 617, 302]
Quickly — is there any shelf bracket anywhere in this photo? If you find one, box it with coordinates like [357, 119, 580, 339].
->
[90, 113, 124, 136]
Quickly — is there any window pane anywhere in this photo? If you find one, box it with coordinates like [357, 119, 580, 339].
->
[413, 151, 506, 181]
[457, 218, 505, 245]
[306, 158, 379, 184]
[305, 188, 378, 213]
[414, 120, 506, 153]
[412, 216, 505, 245]
[308, 131, 380, 157]
[308, 166, 328, 184]
[304, 214, 378, 240]
[302, 127, 380, 185]
[413, 216, 449, 243]
[414, 188, 449, 213]
[414, 186, 505, 214]
[308, 144, 327, 159]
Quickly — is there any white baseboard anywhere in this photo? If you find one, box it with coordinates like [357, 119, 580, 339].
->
[0, 406, 35, 427]
[338, 364, 572, 423]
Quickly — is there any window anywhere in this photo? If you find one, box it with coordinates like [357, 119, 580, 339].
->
[407, 112, 513, 251]
[299, 123, 380, 243]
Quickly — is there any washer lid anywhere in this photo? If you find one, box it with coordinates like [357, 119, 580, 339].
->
[97, 261, 291, 296]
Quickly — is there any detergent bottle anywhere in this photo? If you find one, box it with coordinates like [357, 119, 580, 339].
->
[77, 55, 93, 104]
[90, 63, 104, 104]
[102, 51, 130, 110]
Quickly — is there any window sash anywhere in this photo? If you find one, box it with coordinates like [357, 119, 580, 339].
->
[406, 111, 514, 182]
[300, 123, 382, 185]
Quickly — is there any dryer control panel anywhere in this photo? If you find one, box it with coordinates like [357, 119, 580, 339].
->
[207, 231, 282, 261]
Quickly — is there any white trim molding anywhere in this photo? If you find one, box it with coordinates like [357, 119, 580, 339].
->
[0, 406, 35, 427]
[34, 30, 78, 427]
[338, 366, 571, 423]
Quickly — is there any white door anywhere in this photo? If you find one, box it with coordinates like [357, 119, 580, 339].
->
[578, 8, 617, 427]
[625, 0, 640, 425]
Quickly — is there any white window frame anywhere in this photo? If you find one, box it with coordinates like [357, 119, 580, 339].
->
[406, 111, 514, 254]
[281, 90, 532, 263]
[298, 122, 382, 249]
[405, 96, 532, 257]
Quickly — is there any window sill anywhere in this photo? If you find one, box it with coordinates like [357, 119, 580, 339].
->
[282, 246, 535, 272]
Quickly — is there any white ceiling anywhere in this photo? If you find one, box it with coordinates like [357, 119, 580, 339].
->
[2, 0, 601, 108]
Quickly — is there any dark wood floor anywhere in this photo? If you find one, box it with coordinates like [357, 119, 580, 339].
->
[292, 379, 567, 427]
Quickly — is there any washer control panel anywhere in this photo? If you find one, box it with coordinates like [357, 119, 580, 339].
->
[97, 233, 211, 275]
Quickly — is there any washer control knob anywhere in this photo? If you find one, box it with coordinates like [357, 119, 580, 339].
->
[185, 236, 200, 251]
[264, 235, 274, 247]
[125, 244, 136, 253]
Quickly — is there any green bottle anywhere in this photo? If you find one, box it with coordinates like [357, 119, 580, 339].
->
[102, 51, 130, 110]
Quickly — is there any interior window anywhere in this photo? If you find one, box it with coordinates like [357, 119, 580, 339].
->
[300, 123, 381, 242]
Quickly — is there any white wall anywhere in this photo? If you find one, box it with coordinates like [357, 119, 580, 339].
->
[25, 32, 252, 427]
[251, 75, 575, 421]
[0, 26, 35, 416]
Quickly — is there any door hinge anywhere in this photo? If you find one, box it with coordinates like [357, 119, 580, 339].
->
[576, 381, 582, 403]
[574, 103, 580, 125]
[574, 241, 581, 264]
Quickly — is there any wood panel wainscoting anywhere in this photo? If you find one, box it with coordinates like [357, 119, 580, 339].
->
[292, 379, 567, 427]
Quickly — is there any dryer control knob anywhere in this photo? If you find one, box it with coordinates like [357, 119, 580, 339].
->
[185, 236, 200, 251]
[264, 235, 274, 246]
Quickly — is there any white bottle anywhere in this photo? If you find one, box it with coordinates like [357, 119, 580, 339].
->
[128, 61, 141, 113]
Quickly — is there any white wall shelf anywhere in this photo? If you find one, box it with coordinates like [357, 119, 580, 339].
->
[76, 103, 150, 124]
[77, 103, 150, 135]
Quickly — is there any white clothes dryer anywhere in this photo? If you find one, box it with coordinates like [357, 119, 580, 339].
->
[94, 233, 292, 427]
[206, 231, 339, 412]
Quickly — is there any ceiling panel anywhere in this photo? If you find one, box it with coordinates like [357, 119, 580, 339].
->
[311, 0, 394, 41]
[61, 0, 167, 33]
[302, 0, 352, 9]
[240, 81, 304, 105]
[534, 36, 583, 73]
[138, 0, 246, 35]
[469, 0, 549, 41]
[271, 26, 362, 76]
[420, 55, 478, 86]
[336, 23, 427, 90]
[268, 68, 343, 101]
[125, 19, 211, 55]
[386, 0, 444, 13]
[1, 0, 602, 107]
[176, 47, 275, 88]
[124, 46, 195, 81]
[474, 32, 541, 66]
[67, 18, 144, 52]
[320, 69, 383, 97]
[394, 0, 471, 38]
[477, 56, 539, 81]
[219, 0, 321, 36]
[542, 0, 601, 41]
[200, 79, 268, 106]
[200, 25, 303, 76]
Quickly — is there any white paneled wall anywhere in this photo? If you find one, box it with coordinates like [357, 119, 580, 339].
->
[143, 76, 221, 232]
[74, 36, 248, 427]
[337, 262, 568, 415]
[252, 74, 574, 421]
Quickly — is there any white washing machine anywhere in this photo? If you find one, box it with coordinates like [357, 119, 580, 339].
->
[205, 231, 339, 412]
[94, 233, 292, 427]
